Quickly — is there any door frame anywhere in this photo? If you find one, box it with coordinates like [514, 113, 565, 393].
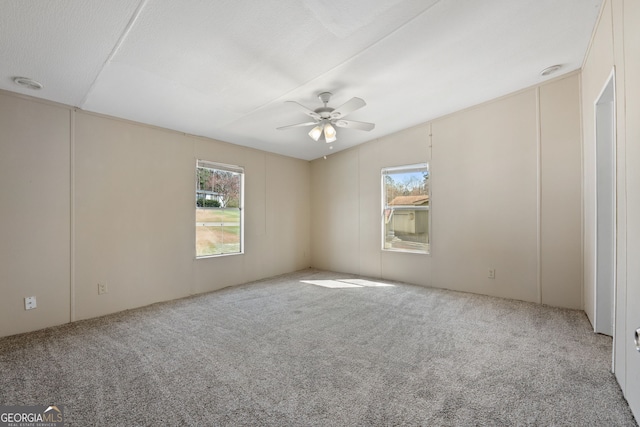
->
[593, 68, 617, 371]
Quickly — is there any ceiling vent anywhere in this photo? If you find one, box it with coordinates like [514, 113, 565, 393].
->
[13, 76, 43, 90]
[540, 65, 562, 77]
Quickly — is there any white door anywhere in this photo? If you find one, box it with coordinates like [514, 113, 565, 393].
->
[629, 304, 640, 420]
[624, 0, 640, 418]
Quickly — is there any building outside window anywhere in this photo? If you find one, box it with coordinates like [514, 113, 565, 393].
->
[382, 163, 430, 254]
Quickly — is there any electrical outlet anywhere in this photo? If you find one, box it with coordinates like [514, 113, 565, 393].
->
[488, 268, 496, 279]
[25, 296, 37, 310]
[98, 282, 108, 295]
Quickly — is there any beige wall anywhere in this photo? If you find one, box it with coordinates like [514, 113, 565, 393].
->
[73, 113, 196, 320]
[0, 92, 311, 337]
[539, 77, 583, 308]
[582, 0, 640, 416]
[311, 74, 583, 309]
[431, 89, 540, 303]
[0, 93, 71, 337]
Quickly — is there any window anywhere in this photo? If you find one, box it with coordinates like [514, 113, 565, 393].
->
[382, 163, 430, 253]
[196, 160, 244, 257]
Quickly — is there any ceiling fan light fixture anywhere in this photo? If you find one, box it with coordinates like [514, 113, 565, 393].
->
[308, 124, 323, 141]
[324, 123, 337, 143]
[282, 91, 373, 145]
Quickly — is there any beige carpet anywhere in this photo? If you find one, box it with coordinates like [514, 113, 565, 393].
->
[0, 269, 636, 426]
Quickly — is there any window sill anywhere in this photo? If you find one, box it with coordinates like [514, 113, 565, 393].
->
[196, 251, 244, 260]
[382, 248, 430, 255]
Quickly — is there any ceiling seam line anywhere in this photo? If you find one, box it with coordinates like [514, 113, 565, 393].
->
[78, 0, 150, 109]
[240, 0, 445, 116]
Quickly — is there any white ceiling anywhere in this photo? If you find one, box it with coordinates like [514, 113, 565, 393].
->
[1, 0, 602, 161]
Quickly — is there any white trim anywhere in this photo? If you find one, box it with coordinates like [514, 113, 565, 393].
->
[610, 67, 618, 374]
[536, 86, 542, 305]
[196, 252, 244, 260]
[197, 160, 244, 174]
[382, 163, 428, 174]
[578, 72, 585, 332]
[593, 67, 617, 373]
[70, 109, 76, 322]
[383, 206, 430, 211]
[428, 125, 433, 258]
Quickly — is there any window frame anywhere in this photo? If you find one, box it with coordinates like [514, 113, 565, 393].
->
[195, 160, 245, 259]
[381, 163, 430, 255]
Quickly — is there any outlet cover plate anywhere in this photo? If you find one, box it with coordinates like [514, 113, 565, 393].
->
[98, 282, 107, 295]
[25, 296, 37, 310]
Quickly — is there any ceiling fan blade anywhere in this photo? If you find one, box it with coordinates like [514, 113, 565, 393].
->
[277, 121, 318, 130]
[285, 101, 321, 119]
[333, 119, 375, 131]
[330, 97, 366, 118]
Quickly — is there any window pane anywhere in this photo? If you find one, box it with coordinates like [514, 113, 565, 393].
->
[382, 164, 429, 253]
[196, 162, 243, 257]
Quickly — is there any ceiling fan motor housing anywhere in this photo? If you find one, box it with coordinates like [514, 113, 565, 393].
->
[315, 107, 334, 118]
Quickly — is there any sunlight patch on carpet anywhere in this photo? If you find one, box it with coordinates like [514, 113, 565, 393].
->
[340, 279, 395, 287]
[301, 279, 395, 288]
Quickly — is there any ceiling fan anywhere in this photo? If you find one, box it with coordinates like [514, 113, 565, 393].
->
[277, 92, 375, 143]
